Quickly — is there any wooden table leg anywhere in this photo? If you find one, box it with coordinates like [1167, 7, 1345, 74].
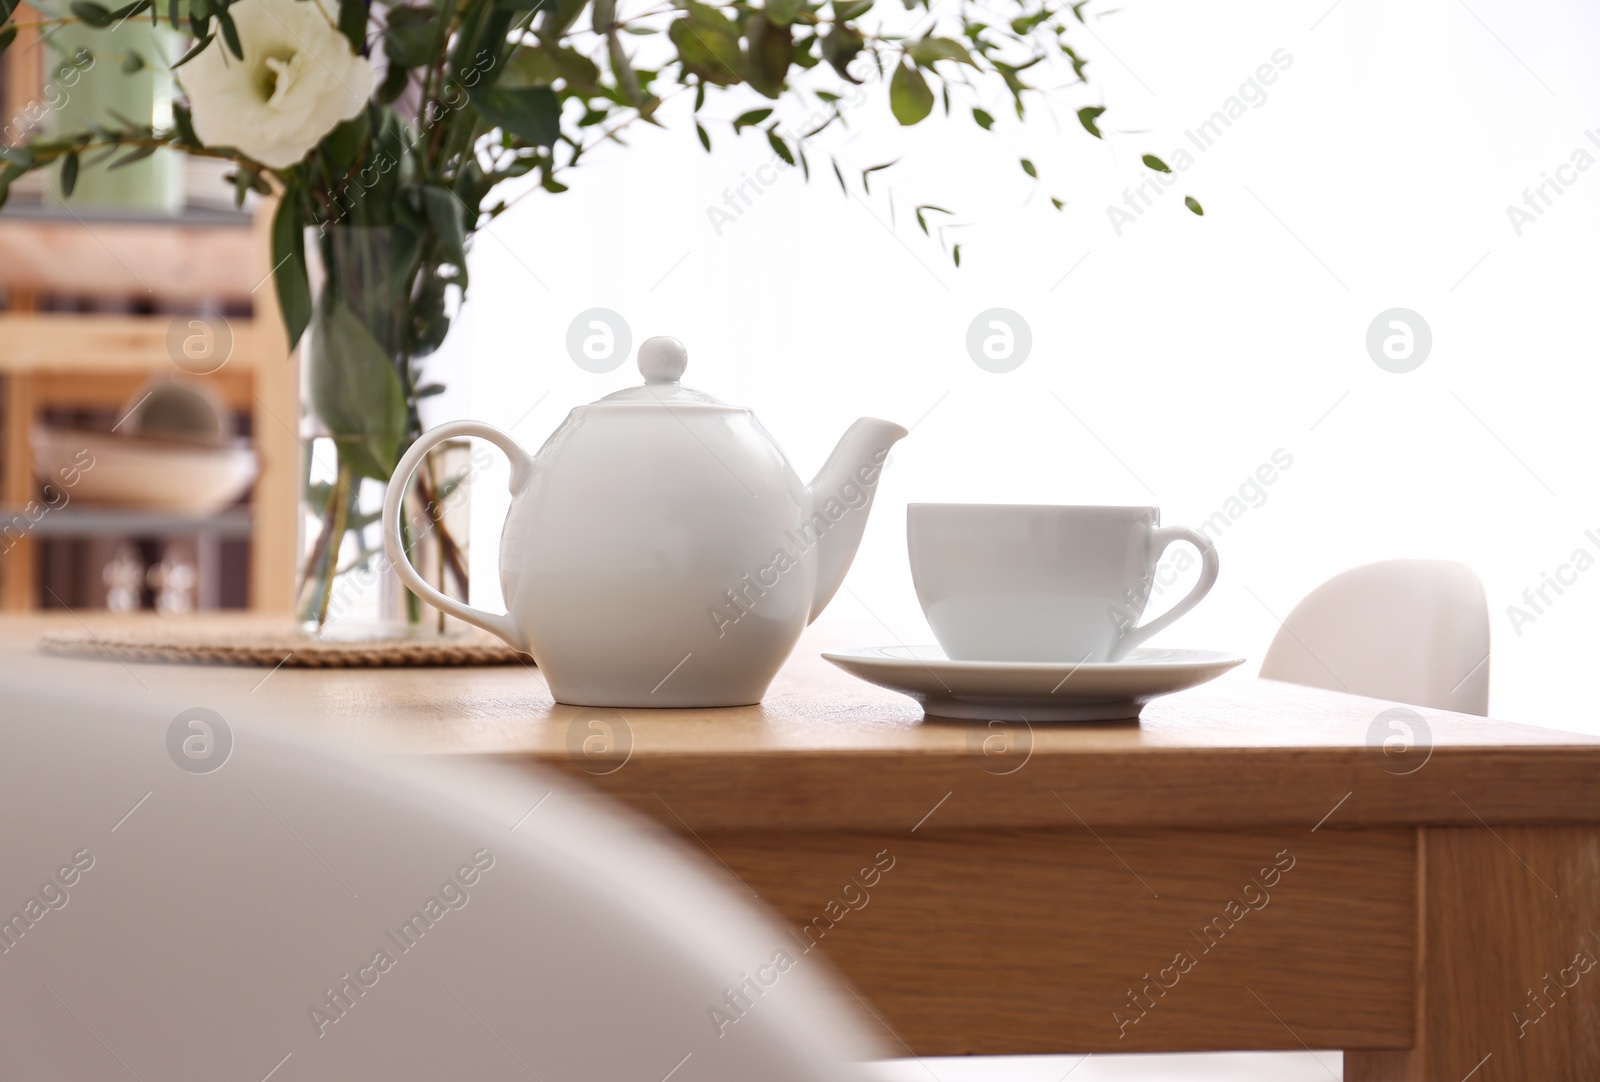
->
[1346, 825, 1600, 1081]
[2, 372, 38, 611]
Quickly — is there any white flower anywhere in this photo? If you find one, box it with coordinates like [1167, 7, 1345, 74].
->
[181, 0, 375, 169]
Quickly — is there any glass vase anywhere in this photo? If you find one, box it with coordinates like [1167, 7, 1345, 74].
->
[295, 227, 470, 638]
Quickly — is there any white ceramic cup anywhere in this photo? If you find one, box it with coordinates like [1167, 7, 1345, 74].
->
[908, 504, 1220, 663]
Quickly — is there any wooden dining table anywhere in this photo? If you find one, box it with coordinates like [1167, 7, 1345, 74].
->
[5, 614, 1599, 1080]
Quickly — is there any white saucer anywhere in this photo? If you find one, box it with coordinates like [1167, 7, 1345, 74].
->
[821, 646, 1246, 722]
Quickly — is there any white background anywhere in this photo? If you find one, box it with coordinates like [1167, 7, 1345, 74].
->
[431, 0, 1600, 736]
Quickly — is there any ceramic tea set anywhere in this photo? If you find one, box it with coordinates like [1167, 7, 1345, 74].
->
[383, 337, 1243, 721]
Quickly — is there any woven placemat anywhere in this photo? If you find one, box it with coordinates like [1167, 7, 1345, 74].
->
[38, 626, 532, 668]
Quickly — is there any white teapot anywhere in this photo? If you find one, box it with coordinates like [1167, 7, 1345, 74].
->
[383, 337, 907, 707]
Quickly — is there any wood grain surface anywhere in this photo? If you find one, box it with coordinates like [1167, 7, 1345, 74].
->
[3, 615, 1593, 831]
[1347, 825, 1600, 1081]
[708, 826, 1415, 1054]
[3, 614, 1599, 1073]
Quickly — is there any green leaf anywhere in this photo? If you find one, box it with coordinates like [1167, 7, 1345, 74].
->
[766, 127, 793, 165]
[733, 107, 773, 132]
[913, 204, 950, 234]
[831, 156, 847, 194]
[605, 30, 645, 104]
[469, 85, 561, 146]
[889, 60, 934, 126]
[504, 44, 600, 93]
[1142, 154, 1171, 173]
[171, 102, 199, 146]
[419, 186, 469, 270]
[906, 36, 974, 68]
[695, 120, 711, 151]
[0, 26, 17, 55]
[271, 195, 312, 352]
[501, 48, 552, 87]
[1020, 157, 1037, 178]
[59, 153, 79, 198]
[336, 0, 365, 52]
[1010, 10, 1048, 33]
[1185, 195, 1204, 216]
[121, 50, 144, 73]
[319, 111, 370, 173]
[766, 0, 802, 26]
[172, 30, 214, 69]
[1050, 196, 1064, 211]
[108, 143, 159, 171]
[382, 6, 435, 68]
[1077, 105, 1105, 138]
[668, 2, 744, 86]
[69, 0, 113, 27]
[743, 13, 792, 98]
[832, 0, 870, 18]
[861, 159, 894, 195]
[952, 244, 961, 267]
[1061, 41, 1087, 81]
[310, 300, 409, 482]
[536, 0, 586, 34]
[972, 107, 994, 130]
[187, 2, 210, 44]
[214, 4, 243, 59]
[819, 24, 863, 82]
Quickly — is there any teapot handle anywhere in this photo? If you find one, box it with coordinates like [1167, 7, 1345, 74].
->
[382, 420, 533, 652]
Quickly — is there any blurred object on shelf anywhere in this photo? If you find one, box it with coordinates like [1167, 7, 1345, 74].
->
[36, 529, 246, 612]
[120, 376, 231, 443]
[147, 541, 197, 615]
[102, 541, 143, 613]
[30, 425, 257, 514]
[43, 21, 184, 212]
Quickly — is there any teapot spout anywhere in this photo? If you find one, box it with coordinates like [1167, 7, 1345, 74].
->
[805, 417, 908, 622]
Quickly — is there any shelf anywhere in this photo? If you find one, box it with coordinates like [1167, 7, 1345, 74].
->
[0, 505, 252, 539]
[0, 313, 275, 372]
[0, 198, 262, 302]
[0, 193, 253, 227]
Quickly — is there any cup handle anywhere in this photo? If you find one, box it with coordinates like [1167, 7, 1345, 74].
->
[382, 420, 534, 652]
[1111, 525, 1219, 661]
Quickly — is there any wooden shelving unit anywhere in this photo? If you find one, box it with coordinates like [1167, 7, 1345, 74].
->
[0, 12, 299, 612]
[0, 203, 301, 613]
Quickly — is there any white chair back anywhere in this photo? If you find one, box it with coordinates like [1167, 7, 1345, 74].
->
[1259, 558, 1489, 715]
[0, 676, 883, 1079]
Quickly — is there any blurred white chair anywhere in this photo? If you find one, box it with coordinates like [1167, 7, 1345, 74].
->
[0, 677, 882, 1080]
[1260, 558, 1490, 715]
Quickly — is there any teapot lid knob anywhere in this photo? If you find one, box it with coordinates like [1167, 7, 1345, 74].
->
[638, 336, 688, 384]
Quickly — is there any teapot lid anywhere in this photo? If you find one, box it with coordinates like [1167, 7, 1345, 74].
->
[597, 337, 727, 406]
